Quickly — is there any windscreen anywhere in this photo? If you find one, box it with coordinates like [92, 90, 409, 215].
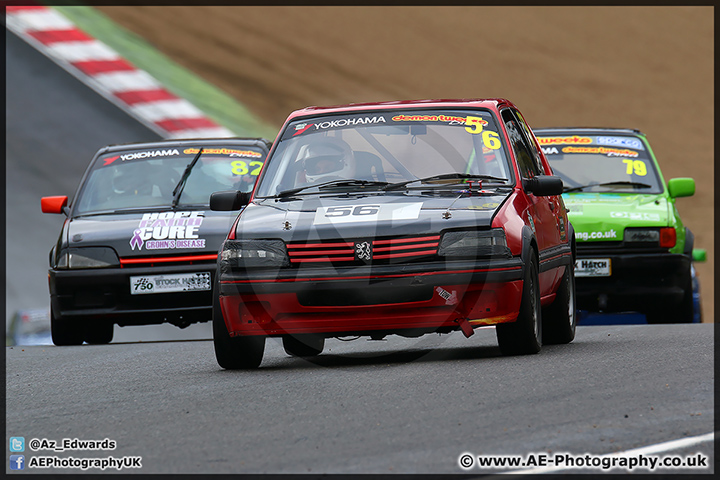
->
[535, 133, 663, 193]
[254, 109, 514, 197]
[74, 145, 266, 215]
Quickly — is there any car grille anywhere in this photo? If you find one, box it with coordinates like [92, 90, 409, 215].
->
[286, 235, 441, 265]
[576, 241, 668, 256]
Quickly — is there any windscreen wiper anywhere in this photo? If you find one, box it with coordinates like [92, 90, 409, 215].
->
[171, 147, 204, 207]
[563, 181, 652, 193]
[317, 179, 389, 190]
[384, 173, 508, 191]
[276, 179, 388, 198]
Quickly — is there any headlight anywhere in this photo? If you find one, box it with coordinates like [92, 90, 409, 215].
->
[624, 227, 676, 248]
[438, 229, 511, 258]
[56, 247, 120, 269]
[220, 240, 289, 268]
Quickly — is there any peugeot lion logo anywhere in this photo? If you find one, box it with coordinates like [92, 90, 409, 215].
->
[355, 241, 372, 262]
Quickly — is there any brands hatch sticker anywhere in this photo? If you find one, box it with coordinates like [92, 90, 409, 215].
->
[130, 272, 211, 294]
[313, 203, 423, 225]
[129, 211, 206, 251]
[575, 258, 611, 277]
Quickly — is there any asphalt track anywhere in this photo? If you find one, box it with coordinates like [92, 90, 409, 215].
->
[4, 25, 715, 475]
[6, 325, 715, 474]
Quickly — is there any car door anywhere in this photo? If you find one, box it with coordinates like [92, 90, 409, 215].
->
[501, 109, 560, 294]
[513, 109, 565, 247]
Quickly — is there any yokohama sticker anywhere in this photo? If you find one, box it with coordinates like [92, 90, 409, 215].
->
[119, 149, 180, 161]
[313, 203, 423, 225]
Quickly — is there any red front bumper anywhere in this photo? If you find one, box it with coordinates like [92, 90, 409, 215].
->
[219, 280, 523, 337]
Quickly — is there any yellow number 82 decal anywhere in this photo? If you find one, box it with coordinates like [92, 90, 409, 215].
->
[231, 160, 264, 176]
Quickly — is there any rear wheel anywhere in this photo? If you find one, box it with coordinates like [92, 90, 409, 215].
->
[84, 321, 114, 345]
[542, 264, 576, 344]
[51, 306, 84, 346]
[212, 282, 265, 369]
[496, 253, 542, 355]
[283, 334, 325, 357]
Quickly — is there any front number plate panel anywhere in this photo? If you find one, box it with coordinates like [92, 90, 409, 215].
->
[575, 258, 611, 277]
[130, 272, 211, 295]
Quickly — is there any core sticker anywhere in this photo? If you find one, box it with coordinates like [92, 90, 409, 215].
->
[130, 211, 206, 251]
[313, 203, 423, 225]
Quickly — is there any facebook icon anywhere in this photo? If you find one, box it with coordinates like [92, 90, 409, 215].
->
[10, 455, 25, 470]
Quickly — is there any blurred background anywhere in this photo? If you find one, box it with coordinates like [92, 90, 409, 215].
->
[6, 6, 713, 345]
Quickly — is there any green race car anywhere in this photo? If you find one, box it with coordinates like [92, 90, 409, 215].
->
[533, 128, 704, 323]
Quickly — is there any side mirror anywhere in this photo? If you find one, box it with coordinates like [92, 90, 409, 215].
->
[667, 178, 695, 198]
[210, 190, 250, 211]
[41, 196, 68, 214]
[523, 175, 563, 196]
[692, 248, 707, 262]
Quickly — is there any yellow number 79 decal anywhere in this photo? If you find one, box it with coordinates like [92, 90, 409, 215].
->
[622, 159, 647, 176]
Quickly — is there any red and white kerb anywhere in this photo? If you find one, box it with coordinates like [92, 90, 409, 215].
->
[5, 4, 234, 139]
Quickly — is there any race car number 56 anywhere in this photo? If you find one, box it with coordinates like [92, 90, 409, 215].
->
[314, 203, 423, 225]
[130, 273, 211, 295]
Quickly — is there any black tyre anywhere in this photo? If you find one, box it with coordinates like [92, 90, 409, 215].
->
[282, 334, 325, 357]
[542, 264, 576, 344]
[212, 280, 265, 369]
[496, 252, 542, 355]
[51, 306, 84, 346]
[646, 271, 694, 324]
[84, 321, 114, 345]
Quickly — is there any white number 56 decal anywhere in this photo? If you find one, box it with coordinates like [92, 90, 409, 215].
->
[314, 203, 422, 225]
[325, 205, 380, 217]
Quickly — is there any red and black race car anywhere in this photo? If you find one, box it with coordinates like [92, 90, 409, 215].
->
[42, 137, 271, 346]
[210, 99, 576, 368]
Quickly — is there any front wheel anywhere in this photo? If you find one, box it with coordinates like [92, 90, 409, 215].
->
[542, 264, 576, 344]
[84, 321, 114, 345]
[496, 253, 542, 355]
[51, 306, 84, 346]
[283, 334, 325, 357]
[212, 284, 265, 369]
[646, 274, 694, 324]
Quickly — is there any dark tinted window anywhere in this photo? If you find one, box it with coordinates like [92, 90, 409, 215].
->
[502, 109, 540, 178]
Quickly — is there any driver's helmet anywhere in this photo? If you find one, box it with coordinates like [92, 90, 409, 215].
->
[111, 168, 134, 195]
[301, 137, 356, 184]
[111, 163, 152, 195]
